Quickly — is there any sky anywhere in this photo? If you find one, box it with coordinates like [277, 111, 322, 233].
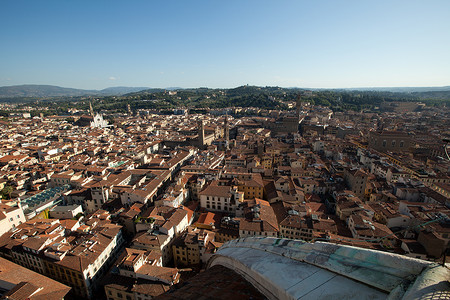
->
[1, 0, 449, 90]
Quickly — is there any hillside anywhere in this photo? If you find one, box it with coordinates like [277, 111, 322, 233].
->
[1, 85, 449, 113]
[0, 85, 97, 98]
[340, 86, 450, 93]
[99, 86, 150, 95]
[0, 84, 150, 98]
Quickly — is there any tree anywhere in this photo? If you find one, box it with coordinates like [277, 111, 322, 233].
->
[72, 212, 84, 220]
[0, 185, 13, 199]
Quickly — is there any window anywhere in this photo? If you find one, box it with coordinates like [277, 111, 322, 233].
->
[391, 140, 396, 147]
[117, 293, 123, 298]
[400, 141, 404, 147]
[382, 140, 387, 147]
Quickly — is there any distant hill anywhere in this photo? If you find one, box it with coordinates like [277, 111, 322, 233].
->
[0, 84, 97, 98]
[226, 85, 291, 97]
[338, 86, 450, 93]
[0, 84, 150, 98]
[99, 86, 149, 95]
[124, 88, 168, 96]
[1, 84, 449, 102]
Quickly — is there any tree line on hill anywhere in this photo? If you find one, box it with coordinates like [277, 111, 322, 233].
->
[0, 85, 449, 117]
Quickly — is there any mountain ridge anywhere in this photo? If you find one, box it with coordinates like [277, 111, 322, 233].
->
[0, 84, 151, 98]
[0, 84, 449, 99]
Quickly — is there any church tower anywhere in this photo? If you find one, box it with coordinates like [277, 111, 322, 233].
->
[198, 120, 205, 147]
[224, 115, 230, 150]
[296, 94, 302, 121]
[89, 101, 94, 117]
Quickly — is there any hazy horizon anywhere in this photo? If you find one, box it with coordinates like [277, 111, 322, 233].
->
[1, 83, 450, 91]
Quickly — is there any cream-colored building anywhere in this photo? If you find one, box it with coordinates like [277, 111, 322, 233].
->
[0, 203, 26, 236]
[0, 217, 124, 299]
[199, 181, 244, 213]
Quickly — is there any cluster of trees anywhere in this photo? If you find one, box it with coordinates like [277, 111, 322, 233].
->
[1, 86, 449, 116]
[0, 185, 13, 200]
[305, 90, 449, 111]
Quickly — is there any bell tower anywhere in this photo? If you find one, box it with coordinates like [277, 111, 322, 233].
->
[198, 120, 205, 147]
[224, 115, 230, 150]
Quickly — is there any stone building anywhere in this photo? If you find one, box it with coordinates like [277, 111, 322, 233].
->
[368, 131, 412, 152]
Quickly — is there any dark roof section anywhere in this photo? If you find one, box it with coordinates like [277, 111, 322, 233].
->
[155, 265, 267, 300]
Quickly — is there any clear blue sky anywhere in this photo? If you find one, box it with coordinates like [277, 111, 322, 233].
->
[1, 0, 449, 89]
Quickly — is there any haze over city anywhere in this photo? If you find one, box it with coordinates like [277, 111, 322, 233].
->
[1, 0, 449, 90]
